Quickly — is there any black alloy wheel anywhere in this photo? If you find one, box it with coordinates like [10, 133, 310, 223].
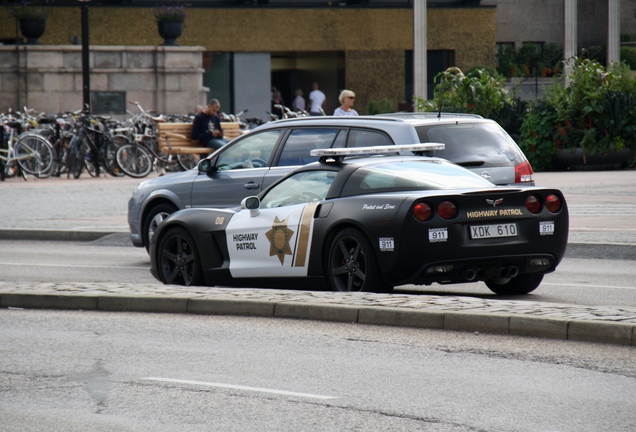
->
[326, 227, 389, 293]
[157, 226, 203, 286]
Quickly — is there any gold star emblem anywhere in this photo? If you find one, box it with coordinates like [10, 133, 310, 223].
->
[265, 216, 295, 265]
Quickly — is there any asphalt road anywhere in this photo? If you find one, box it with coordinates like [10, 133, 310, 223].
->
[2, 309, 635, 432]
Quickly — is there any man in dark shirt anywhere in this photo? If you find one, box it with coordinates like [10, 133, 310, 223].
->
[191, 98, 228, 150]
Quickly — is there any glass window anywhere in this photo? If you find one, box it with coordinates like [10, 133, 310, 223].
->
[277, 128, 339, 167]
[346, 129, 393, 148]
[341, 160, 492, 197]
[415, 123, 526, 166]
[216, 129, 282, 171]
[260, 170, 337, 208]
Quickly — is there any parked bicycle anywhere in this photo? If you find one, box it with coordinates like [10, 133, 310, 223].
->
[115, 101, 194, 178]
[0, 113, 55, 180]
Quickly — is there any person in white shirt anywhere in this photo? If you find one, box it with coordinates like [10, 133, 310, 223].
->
[333, 89, 358, 116]
[309, 82, 326, 116]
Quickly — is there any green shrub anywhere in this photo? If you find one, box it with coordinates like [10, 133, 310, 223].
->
[413, 67, 506, 118]
[620, 46, 636, 70]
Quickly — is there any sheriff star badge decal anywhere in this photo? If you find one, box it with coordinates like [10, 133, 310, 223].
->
[265, 216, 295, 265]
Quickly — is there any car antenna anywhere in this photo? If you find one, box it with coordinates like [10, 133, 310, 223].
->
[437, 78, 446, 119]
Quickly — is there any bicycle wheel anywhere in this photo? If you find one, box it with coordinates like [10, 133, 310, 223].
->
[116, 143, 153, 178]
[104, 136, 125, 177]
[177, 153, 199, 171]
[66, 138, 84, 179]
[14, 134, 54, 176]
[83, 141, 100, 178]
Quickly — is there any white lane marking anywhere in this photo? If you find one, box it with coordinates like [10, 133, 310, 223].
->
[542, 282, 636, 290]
[142, 377, 339, 400]
[0, 262, 146, 270]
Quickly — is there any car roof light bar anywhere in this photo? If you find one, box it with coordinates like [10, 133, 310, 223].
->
[310, 143, 445, 160]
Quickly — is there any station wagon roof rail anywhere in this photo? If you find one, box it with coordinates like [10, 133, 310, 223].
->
[376, 112, 484, 119]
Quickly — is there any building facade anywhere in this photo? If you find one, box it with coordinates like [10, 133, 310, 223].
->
[0, 2, 496, 117]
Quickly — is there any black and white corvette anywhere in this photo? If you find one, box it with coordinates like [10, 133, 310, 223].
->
[150, 144, 569, 295]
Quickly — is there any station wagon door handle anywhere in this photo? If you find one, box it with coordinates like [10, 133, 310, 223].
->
[243, 182, 259, 189]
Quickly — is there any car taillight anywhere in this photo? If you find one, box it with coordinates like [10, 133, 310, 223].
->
[545, 194, 562, 213]
[413, 202, 432, 221]
[515, 161, 534, 184]
[525, 195, 541, 214]
[437, 201, 457, 219]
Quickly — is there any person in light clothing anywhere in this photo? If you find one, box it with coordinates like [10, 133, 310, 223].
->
[308, 82, 326, 116]
[292, 88, 305, 112]
[333, 89, 358, 116]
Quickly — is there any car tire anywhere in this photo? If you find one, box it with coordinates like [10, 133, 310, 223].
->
[143, 203, 177, 251]
[325, 227, 390, 293]
[485, 273, 543, 295]
[156, 226, 203, 286]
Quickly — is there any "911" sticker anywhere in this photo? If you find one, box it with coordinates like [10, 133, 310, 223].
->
[429, 228, 448, 242]
[539, 221, 555, 235]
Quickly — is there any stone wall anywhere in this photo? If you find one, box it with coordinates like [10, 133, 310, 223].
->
[0, 45, 207, 115]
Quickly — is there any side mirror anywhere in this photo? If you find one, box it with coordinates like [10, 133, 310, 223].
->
[241, 196, 260, 217]
[198, 158, 215, 174]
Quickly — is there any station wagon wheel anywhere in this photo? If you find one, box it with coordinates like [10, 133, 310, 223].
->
[485, 273, 543, 295]
[326, 227, 388, 293]
[143, 203, 177, 251]
[157, 226, 203, 286]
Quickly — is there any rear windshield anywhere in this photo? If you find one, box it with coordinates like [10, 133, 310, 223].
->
[415, 123, 526, 166]
[340, 159, 493, 197]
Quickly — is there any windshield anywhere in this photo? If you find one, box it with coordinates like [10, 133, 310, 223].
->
[415, 123, 526, 166]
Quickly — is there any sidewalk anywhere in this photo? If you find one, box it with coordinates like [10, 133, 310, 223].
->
[1, 170, 635, 346]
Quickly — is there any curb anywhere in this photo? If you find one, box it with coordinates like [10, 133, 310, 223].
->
[0, 228, 124, 242]
[2, 291, 634, 347]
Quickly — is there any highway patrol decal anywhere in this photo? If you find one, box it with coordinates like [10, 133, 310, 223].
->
[466, 208, 523, 219]
[233, 233, 258, 250]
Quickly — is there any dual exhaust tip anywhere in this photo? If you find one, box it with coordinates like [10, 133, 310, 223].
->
[459, 265, 519, 282]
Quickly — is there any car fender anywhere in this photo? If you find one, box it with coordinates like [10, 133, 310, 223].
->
[307, 195, 410, 278]
[151, 207, 238, 271]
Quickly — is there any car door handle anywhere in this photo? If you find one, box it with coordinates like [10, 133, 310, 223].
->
[244, 182, 259, 189]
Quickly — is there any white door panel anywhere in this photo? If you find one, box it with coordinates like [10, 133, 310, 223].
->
[226, 202, 318, 278]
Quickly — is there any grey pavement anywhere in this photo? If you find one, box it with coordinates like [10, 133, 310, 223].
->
[1, 170, 635, 346]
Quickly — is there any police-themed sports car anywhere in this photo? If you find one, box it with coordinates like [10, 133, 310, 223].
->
[150, 144, 568, 295]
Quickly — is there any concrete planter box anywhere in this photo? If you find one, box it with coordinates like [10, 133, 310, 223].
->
[553, 147, 634, 170]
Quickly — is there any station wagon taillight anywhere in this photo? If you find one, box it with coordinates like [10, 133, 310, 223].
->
[515, 161, 535, 183]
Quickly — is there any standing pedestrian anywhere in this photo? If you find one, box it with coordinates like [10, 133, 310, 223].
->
[333, 90, 358, 116]
[292, 89, 305, 112]
[191, 98, 228, 151]
[309, 82, 326, 116]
